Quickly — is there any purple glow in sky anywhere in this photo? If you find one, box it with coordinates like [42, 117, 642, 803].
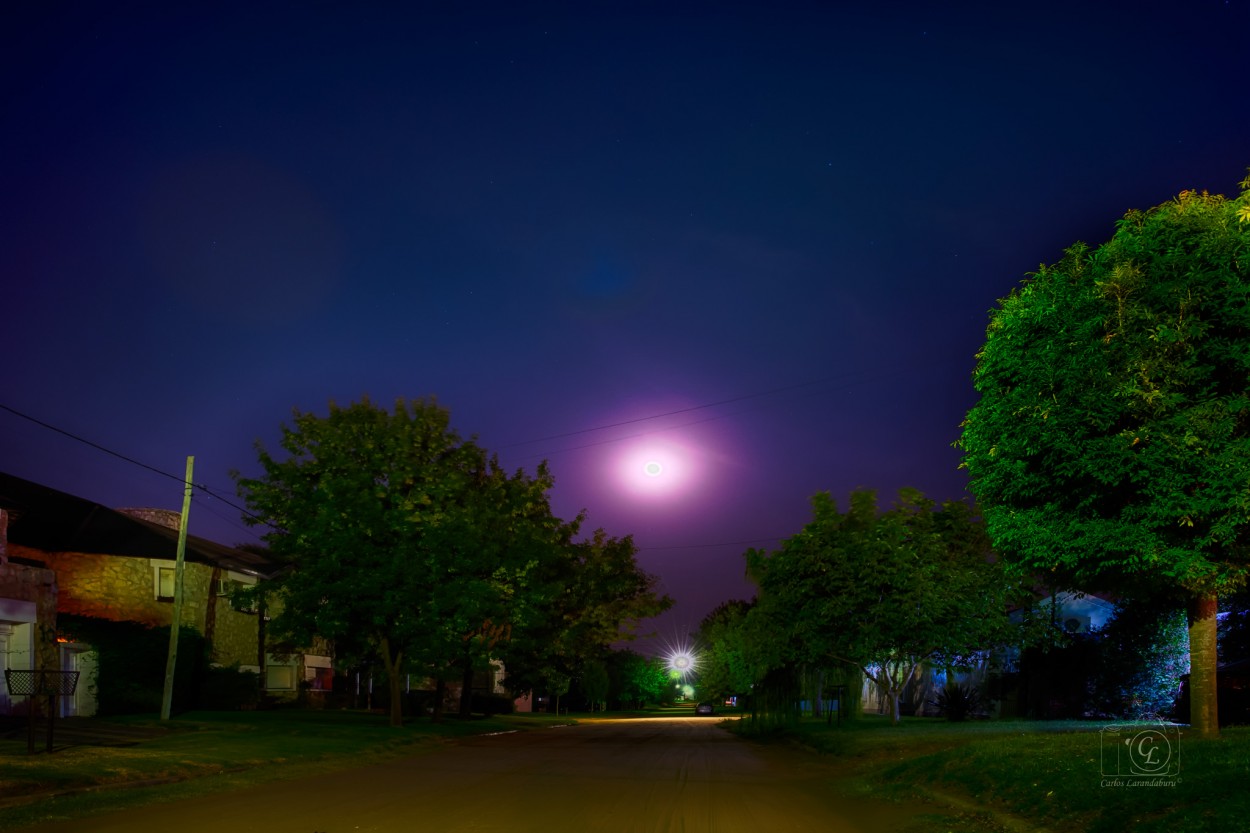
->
[2, 1, 1247, 653]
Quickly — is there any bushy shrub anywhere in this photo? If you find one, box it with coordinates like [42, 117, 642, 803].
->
[471, 692, 514, 715]
[58, 614, 209, 715]
[929, 682, 984, 721]
[199, 664, 260, 710]
[1088, 600, 1188, 719]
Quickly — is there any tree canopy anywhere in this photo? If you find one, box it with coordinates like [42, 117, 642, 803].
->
[496, 528, 671, 704]
[747, 488, 1020, 723]
[605, 649, 672, 709]
[235, 396, 669, 725]
[234, 397, 571, 726]
[960, 178, 1250, 736]
[694, 600, 761, 702]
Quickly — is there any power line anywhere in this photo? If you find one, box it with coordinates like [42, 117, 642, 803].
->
[637, 537, 783, 552]
[0, 398, 787, 548]
[191, 493, 268, 542]
[0, 402, 277, 531]
[0, 403, 188, 485]
[0, 403, 828, 557]
[507, 362, 926, 463]
[497, 369, 877, 448]
[498, 336, 976, 454]
[0, 350, 971, 548]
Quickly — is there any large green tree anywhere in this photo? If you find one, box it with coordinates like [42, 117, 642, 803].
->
[234, 397, 564, 727]
[747, 488, 1020, 723]
[694, 600, 761, 702]
[605, 649, 671, 708]
[498, 529, 671, 704]
[960, 179, 1250, 737]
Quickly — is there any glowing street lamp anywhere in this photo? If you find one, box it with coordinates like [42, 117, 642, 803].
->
[666, 647, 699, 682]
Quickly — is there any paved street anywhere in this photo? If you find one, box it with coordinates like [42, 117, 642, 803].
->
[16, 717, 946, 833]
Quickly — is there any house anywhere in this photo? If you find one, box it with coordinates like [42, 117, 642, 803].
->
[857, 591, 1119, 718]
[0, 471, 331, 716]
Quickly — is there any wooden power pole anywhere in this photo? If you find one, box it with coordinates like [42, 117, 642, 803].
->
[160, 456, 194, 721]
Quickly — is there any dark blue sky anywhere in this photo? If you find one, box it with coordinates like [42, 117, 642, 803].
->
[3, 1, 1247, 647]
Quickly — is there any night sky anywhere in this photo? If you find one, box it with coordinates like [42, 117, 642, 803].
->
[3, 1, 1248, 650]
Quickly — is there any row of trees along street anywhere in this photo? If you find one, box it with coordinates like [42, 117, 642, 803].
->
[232, 397, 671, 727]
[696, 174, 1250, 739]
[746, 488, 1026, 725]
[692, 488, 1034, 729]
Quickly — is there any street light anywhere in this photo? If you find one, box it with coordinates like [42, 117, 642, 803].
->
[665, 647, 699, 681]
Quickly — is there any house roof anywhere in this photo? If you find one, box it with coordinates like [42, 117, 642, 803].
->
[0, 471, 275, 577]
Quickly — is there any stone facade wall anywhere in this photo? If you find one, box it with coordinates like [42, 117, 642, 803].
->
[8, 544, 261, 667]
[209, 582, 264, 668]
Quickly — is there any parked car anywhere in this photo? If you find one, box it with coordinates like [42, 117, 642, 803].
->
[695, 702, 715, 716]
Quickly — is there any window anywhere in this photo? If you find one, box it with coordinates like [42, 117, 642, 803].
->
[150, 562, 176, 601]
[266, 664, 296, 690]
[306, 666, 334, 691]
[220, 571, 259, 613]
[304, 654, 333, 691]
[265, 653, 299, 691]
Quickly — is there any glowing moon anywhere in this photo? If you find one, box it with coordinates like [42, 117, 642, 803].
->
[617, 440, 698, 499]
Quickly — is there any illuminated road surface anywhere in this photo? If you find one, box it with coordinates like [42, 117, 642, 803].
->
[21, 717, 947, 833]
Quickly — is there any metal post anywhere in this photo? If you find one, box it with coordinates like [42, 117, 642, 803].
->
[45, 693, 55, 752]
[26, 695, 34, 755]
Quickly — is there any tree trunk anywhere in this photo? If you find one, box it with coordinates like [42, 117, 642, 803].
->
[256, 598, 267, 702]
[459, 655, 475, 719]
[432, 678, 446, 723]
[378, 638, 404, 728]
[1188, 594, 1219, 738]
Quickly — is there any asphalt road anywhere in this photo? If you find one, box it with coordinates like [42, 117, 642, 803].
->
[18, 717, 950, 833]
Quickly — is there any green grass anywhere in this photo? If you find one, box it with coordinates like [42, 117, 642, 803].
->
[0, 709, 574, 830]
[736, 715, 1250, 833]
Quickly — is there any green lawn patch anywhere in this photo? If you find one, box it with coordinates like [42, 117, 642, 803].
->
[736, 716, 1250, 833]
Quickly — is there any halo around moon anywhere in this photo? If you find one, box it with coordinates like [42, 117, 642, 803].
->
[617, 440, 696, 499]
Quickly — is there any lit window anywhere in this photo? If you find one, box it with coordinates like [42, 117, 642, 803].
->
[306, 666, 334, 690]
[303, 654, 333, 690]
[266, 664, 296, 690]
[150, 564, 176, 601]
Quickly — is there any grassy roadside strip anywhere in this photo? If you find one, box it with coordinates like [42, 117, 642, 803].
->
[738, 717, 1250, 833]
[0, 710, 575, 830]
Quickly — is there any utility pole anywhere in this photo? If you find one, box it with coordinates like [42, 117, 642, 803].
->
[160, 456, 194, 721]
